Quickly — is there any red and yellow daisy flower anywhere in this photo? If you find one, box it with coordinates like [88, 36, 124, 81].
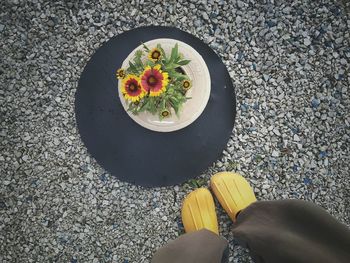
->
[121, 74, 145, 102]
[140, 64, 169, 97]
[116, 68, 126, 79]
[148, 48, 162, 62]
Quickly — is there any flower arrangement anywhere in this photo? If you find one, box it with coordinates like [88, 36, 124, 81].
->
[116, 43, 192, 119]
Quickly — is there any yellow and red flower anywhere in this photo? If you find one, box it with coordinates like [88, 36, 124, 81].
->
[148, 48, 162, 62]
[140, 64, 169, 97]
[116, 68, 126, 79]
[121, 74, 145, 102]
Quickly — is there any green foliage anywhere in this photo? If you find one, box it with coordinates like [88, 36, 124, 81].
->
[187, 178, 207, 188]
[133, 50, 144, 70]
[177, 60, 191, 66]
[227, 160, 239, 171]
[128, 61, 139, 74]
[142, 42, 150, 51]
[162, 44, 191, 70]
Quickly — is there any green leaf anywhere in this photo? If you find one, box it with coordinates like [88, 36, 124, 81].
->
[142, 42, 150, 51]
[174, 43, 179, 59]
[145, 60, 155, 67]
[135, 50, 143, 58]
[188, 179, 198, 188]
[127, 102, 139, 114]
[177, 60, 191, 66]
[170, 71, 187, 81]
[161, 59, 168, 66]
[187, 178, 207, 188]
[169, 43, 178, 64]
[138, 99, 149, 112]
[157, 44, 167, 62]
[160, 98, 166, 109]
[169, 97, 180, 114]
[128, 61, 138, 74]
[147, 97, 157, 114]
[133, 50, 144, 69]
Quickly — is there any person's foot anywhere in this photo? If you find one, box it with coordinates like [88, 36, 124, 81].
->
[181, 188, 219, 234]
[210, 172, 256, 222]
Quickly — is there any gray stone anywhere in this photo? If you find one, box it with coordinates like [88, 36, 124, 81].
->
[202, 12, 209, 20]
[304, 38, 311, 46]
[272, 150, 279, 157]
[255, 78, 263, 85]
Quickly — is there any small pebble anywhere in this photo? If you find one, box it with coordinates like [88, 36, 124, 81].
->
[304, 38, 311, 46]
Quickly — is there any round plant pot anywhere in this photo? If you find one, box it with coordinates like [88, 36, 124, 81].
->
[118, 38, 211, 132]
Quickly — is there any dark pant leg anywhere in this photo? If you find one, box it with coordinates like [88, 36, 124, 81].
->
[232, 200, 350, 263]
[152, 229, 229, 263]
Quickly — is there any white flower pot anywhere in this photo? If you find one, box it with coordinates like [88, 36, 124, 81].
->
[118, 38, 211, 132]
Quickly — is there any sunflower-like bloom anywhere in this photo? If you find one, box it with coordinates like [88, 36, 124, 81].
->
[160, 109, 171, 118]
[121, 74, 145, 102]
[140, 64, 169, 97]
[182, 79, 192, 90]
[148, 48, 162, 62]
[116, 68, 126, 79]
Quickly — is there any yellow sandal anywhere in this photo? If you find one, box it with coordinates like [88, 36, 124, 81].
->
[181, 188, 219, 234]
[210, 172, 256, 222]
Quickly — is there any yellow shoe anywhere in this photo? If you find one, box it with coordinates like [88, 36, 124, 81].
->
[210, 172, 256, 222]
[181, 188, 219, 235]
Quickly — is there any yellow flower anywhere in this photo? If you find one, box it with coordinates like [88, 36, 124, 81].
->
[121, 74, 145, 102]
[160, 109, 171, 118]
[148, 48, 162, 62]
[116, 68, 126, 79]
[182, 79, 192, 90]
[140, 64, 169, 97]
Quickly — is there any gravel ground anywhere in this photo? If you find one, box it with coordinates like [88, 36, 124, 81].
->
[1, 0, 349, 262]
